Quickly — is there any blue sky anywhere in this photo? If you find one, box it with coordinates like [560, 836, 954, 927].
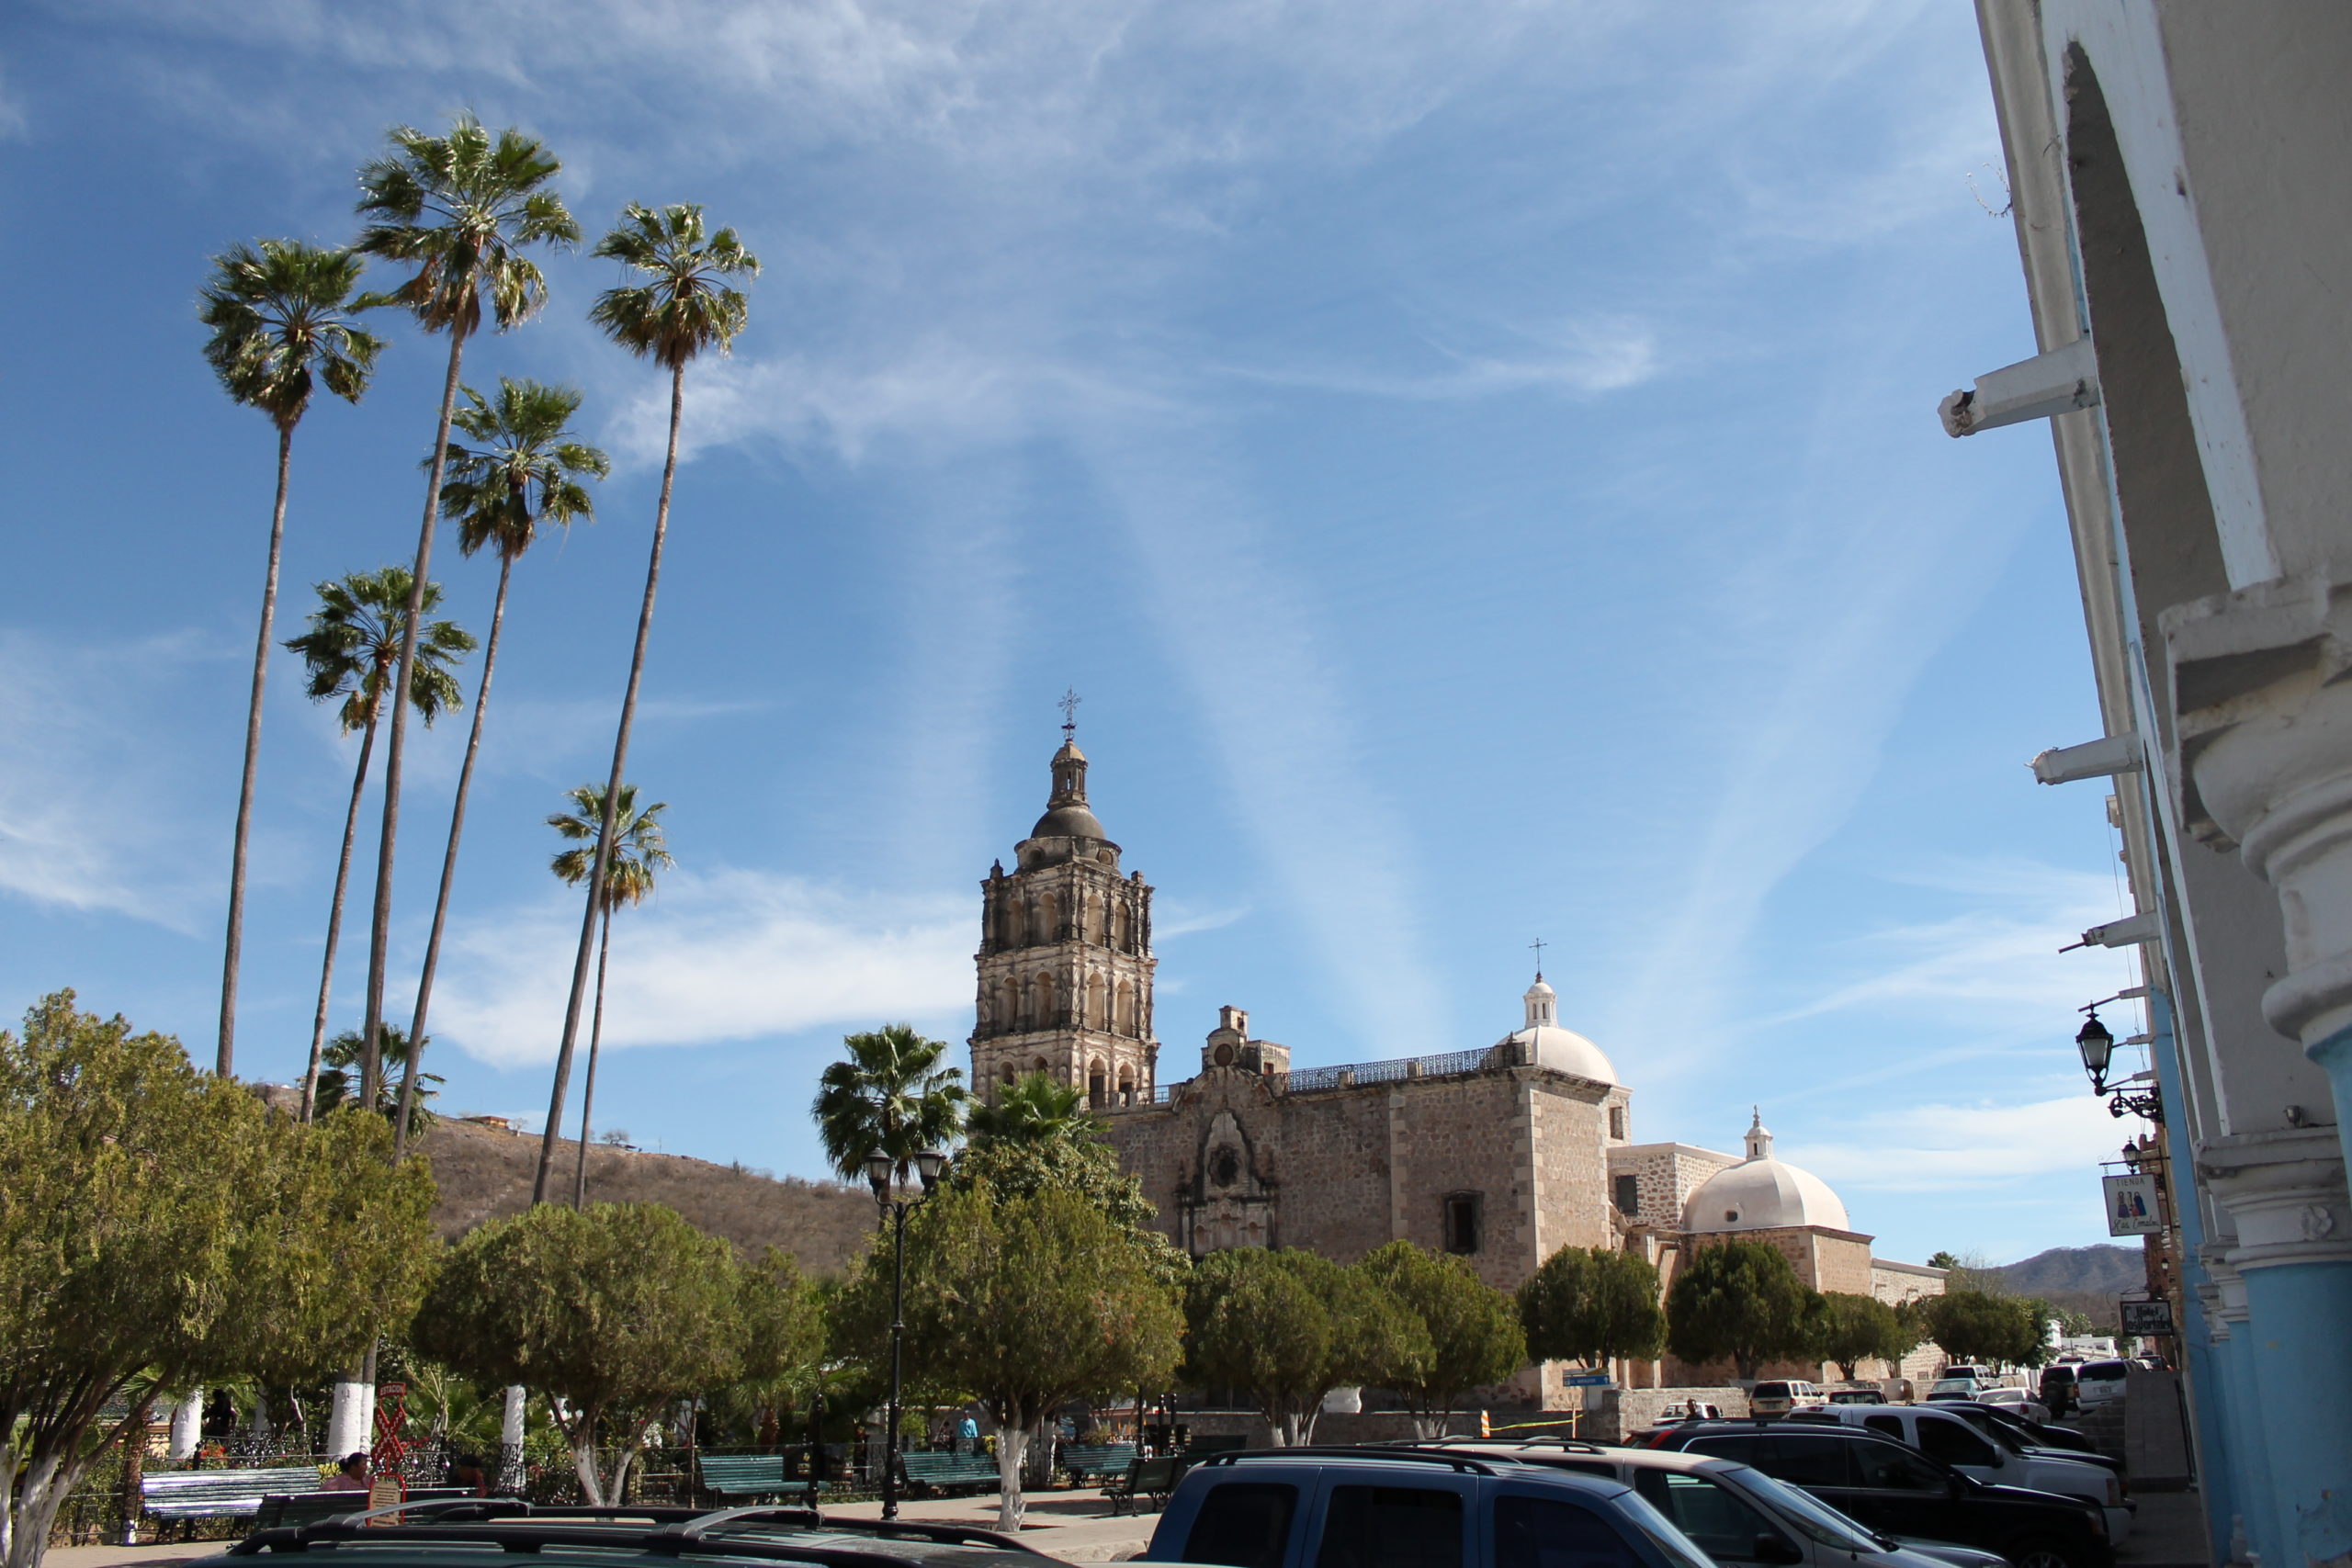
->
[0, 0, 2153, 1266]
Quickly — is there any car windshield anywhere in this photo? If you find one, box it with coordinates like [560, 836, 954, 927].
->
[1715, 1467, 1890, 1555]
[1612, 1488, 1716, 1568]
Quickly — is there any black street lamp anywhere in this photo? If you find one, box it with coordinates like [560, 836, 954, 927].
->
[866, 1146, 946, 1521]
[2076, 1007, 2163, 1122]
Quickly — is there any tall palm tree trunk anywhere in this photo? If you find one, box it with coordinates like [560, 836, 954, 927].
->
[392, 549, 513, 1161]
[536, 363, 684, 1201]
[218, 423, 296, 1077]
[300, 704, 383, 1121]
[572, 902, 612, 1209]
[361, 329, 469, 1117]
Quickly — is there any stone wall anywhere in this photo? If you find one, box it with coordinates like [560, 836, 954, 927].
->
[1607, 1144, 1739, 1231]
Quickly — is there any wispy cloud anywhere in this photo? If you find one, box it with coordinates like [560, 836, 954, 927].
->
[0, 629, 229, 931]
[1783, 1094, 2131, 1193]
[1224, 318, 1660, 402]
[427, 868, 972, 1066]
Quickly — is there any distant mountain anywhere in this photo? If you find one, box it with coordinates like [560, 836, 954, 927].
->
[1994, 1245, 2145, 1296]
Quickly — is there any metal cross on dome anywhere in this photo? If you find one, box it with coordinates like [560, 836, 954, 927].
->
[1529, 936, 1547, 978]
[1058, 687, 1081, 739]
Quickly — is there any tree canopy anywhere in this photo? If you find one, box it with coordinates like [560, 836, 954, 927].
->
[1183, 1248, 1430, 1445]
[967, 1071, 1098, 1147]
[1517, 1245, 1666, 1371]
[1665, 1239, 1813, 1381]
[872, 1183, 1182, 1529]
[1358, 1241, 1527, 1435]
[0, 993, 438, 1568]
[1921, 1290, 2049, 1369]
[412, 1201, 786, 1504]
[1805, 1292, 1915, 1381]
[811, 1024, 969, 1187]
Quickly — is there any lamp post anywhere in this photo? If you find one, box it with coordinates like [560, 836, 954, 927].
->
[865, 1145, 945, 1522]
[2076, 1007, 2163, 1122]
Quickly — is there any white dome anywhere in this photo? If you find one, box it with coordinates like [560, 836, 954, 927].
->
[1506, 976, 1618, 1084]
[1681, 1111, 1849, 1233]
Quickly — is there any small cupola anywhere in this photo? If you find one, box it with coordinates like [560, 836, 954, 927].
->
[1744, 1106, 1774, 1161]
[1523, 976, 1558, 1030]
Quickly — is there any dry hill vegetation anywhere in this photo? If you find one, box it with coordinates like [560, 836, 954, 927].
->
[420, 1118, 877, 1274]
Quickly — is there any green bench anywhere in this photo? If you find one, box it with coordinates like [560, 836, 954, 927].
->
[697, 1454, 830, 1501]
[141, 1469, 324, 1522]
[1059, 1444, 1137, 1484]
[1103, 1454, 1180, 1516]
[901, 1450, 1000, 1495]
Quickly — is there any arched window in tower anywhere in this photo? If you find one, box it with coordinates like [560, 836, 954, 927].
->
[1114, 978, 1134, 1036]
[1033, 893, 1058, 945]
[1001, 1063, 1017, 1093]
[1032, 972, 1057, 1028]
[1110, 898, 1127, 952]
[1117, 1066, 1136, 1105]
[1089, 1059, 1106, 1107]
[998, 977, 1020, 1033]
[1086, 972, 1107, 1029]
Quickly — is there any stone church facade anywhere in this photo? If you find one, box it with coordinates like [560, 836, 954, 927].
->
[970, 739, 1943, 1396]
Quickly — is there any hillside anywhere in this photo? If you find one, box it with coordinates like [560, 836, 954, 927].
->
[419, 1119, 877, 1274]
[1994, 1245, 2144, 1296]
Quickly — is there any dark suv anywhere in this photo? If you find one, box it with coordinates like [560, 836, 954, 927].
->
[1639, 1423, 2111, 1568]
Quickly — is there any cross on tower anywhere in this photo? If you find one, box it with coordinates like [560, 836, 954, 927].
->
[1529, 937, 1547, 979]
[1058, 687, 1082, 739]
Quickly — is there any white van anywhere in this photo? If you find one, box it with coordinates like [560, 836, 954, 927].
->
[1750, 1380, 1828, 1416]
[1788, 1403, 2131, 1542]
[2073, 1359, 2130, 1408]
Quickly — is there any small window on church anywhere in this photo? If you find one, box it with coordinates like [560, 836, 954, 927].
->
[1608, 1106, 1625, 1141]
[1442, 1192, 1482, 1256]
[1613, 1175, 1639, 1217]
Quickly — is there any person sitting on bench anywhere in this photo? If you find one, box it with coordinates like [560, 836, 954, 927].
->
[322, 1453, 370, 1492]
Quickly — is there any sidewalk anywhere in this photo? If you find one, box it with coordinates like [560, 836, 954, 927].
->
[2115, 1489, 2212, 1568]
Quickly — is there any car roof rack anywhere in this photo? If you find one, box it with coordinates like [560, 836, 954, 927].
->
[227, 1500, 1046, 1561]
[1198, 1448, 1500, 1476]
[1374, 1437, 1611, 1457]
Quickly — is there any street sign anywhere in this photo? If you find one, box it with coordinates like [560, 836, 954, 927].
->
[2120, 1297, 2174, 1334]
[1563, 1374, 1611, 1387]
[2102, 1172, 2162, 1235]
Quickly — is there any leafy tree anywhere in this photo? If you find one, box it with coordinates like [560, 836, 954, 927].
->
[1358, 1240, 1528, 1437]
[315, 1022, 441, 1132]
[198, 240, 382, 1077]
[1518, 1245, 1667, 1371]
[281, 568, 473, 1119]
[1919, 1289, 2043, 1369]
[355, 114, 576, 1131]
[0, 993, 437, 1568]
[2054, 1306, 2095, 1337]
[540, 203, 756, 1202]
[411, 1201, 746, 1504]
[1804, 1292, 1908, 1382]
[856, 1184, 1181, 1529]
[398, 378, 606, 1156]
[968, 1071, 1098, 1146]
[1665, 1238, 1812, 1381]
[1183, 1248, 1429, 1445]
[548, 783, 673, 1205]
[944, 1132, 1185, 1285]
[812, 1024, 970, 1188]
[1925, 1251, 1962, 1270]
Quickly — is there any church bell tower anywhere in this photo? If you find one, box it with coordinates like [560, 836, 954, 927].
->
[971, 716, 1158, 1107]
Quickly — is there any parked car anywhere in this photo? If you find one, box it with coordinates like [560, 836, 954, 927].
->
[1782, 1404, 2129, 1541]
[1829, 1390, 1891, 1405]
[1938, 1366, 1994, 1386]
[1144, 1446, 1717, 1568]
[2071, 1360, 2129, 1409]
[1391, 1438, 2009, 1568]
[1926, 1379, 1984, 1403]
[2038, 1365, 2077, 1416]
[1640, 1422, 2113, 1568]
[1751, 1381, 1828, 1416]
[1929, 1403, 2109, 1464]
[1972, 1388, 2053, 1425]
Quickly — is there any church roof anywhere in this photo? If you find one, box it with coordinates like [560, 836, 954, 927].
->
[1506, 976, 1619, 1084]
[1028, 736, 1110, 840]
[1680, 1109, 1850, 1233]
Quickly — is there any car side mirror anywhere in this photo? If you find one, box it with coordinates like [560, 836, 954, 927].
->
[1753, 1535, 1804, 1566]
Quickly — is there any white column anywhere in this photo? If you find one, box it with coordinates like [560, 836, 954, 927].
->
[169, 1393, 202, 1461]
[501, 1386, 527, 1449]
[326, 1381, 373, 1460]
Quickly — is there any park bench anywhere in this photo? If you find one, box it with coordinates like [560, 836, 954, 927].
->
[141, 1468, 325, 1523]
[901, 1450, 1000, 1496]
[1104, 1455, 1179, 1516]
[1058, 1444, 1137, 1485]
[696, 1454, 831, 1501]
[253, 1487, 472, 1529]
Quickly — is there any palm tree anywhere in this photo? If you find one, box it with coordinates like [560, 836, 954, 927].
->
[534, 203, 757, 1202]
[198, 239, 382, 1077]
[812, 1026, 970, 1191]
[314, 1022, 442, 1134]
[547, 783, 673, 1208]
[353, 115, 576, 1131]
[393, 378, 608, 1158]
[967, 1072, 1100, 1147]
[283, 568, 473, 1121]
